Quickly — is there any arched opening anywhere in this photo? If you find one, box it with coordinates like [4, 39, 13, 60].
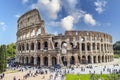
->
[37, 42, 41, 50]
[70, 56, 75, 65]
[102, 56, 104, 62]
[26, 57, 29, 64]
[31, 56, 34, 65]
[44, 41, 48, 50]
[93, 56, 96, 63]
[88, 55, 91, 63]
[78, 56, 81, 63]
[22, 44, 25, 51]
[22, 57, 24, 64]
[105, 56, 107, 62]
[70, 42, 74, 49]
[93, 43, 95, 50]
[82, 56, 86, 64]
[97, 43, 100, 51]
[87, 43, 90, 51]
[98, 56, 101, 63]
[54, 42, 58, 49]
[52, 57, 57, 66]
[101, 44, 103, 52]
[26, 43, 29, 50]
[61, 41, 67, 49]
[104, 44, 106, 52]
[82, 43, 85, 51]
[37, 57, 40, 65]
[31, 43, 34, 50]
[44, 57, 48, 66]
[75, 42, 79, 49]
[108, 56, 109, 62]
[61, 56, 67, 66]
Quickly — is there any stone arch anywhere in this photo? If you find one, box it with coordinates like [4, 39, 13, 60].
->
[26, 56, 29, 64]
[54, 42, 58, 49]
[105, 55, 107, 62]
[101, 44, 103, 52]
[82, 43, 85, 51]
[70, 56, 75, 65]
[75, 42, 79, 49]
[98, 56, 101, 63]
[22, 56, 24, 64]
[102, 55, 104, 62]
[31, 42, 34, 50]
[97, 43, 100, 51]
[70, 42, 74, 49]
[52, 56, 57, 66]
[26, 43, 29, 50]
[37, 56, 40, 65]
[108, 56, 110, 62]
[82, 56, 86, 64]
[93, 43, 95, 50]
[44, 41, 48, 50]
[43, 56, 48, 66]
[30, 56, 34, 65]
[37, 41, 41, 50]
[93, 56, 96, 63]
[61, 41, 67, 49]
[22, 43, 25, 51]
[88, 55, 91, 63]
[78, 56, 81, 63]
[87, 43, 90, 51]
[61, 56, 67, 66]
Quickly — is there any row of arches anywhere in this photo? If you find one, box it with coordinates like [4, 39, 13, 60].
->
[18, 55, 113, 66]
[18, 41, 112, 53]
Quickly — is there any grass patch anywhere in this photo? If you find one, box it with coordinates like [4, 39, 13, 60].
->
[66, 74, 116, 80]
[114, 54, 120, 58]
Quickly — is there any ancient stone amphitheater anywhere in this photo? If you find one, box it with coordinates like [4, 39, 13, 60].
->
[16, 9, 114, 67]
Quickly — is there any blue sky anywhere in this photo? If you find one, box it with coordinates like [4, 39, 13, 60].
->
[0, 0, 120, 45]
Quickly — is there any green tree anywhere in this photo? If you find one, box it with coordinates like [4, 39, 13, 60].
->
[6, 43, 16, 59]
[0, 45, 7, 73]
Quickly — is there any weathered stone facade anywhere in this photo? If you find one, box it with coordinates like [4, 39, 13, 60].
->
[16, 9, 114, 67]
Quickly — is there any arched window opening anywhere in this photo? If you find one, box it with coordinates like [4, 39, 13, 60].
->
[37, 42, 41, 50]
[26, 43, 29, 50]
[31, 42, 34, 50]
[87, 43, 90, 51]
[82, 43, 85, 51]
[44, 41, 48, 50]
[93, 43, 95, 50]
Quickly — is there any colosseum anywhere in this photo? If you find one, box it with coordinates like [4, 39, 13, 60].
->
[16, 9, 114, 67]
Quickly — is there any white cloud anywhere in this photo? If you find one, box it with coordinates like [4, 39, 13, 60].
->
[84, 14, 96, 26]
[32, 0, 61, 20]
[22, 0, 29, 4]
[61, 15, 75, 31]
[94, 0, 107, 14]
[15, 14, 21, 18]
[0, 22, 6, 31]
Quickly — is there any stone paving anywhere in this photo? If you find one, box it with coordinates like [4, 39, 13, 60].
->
[1, 58, 120, 80]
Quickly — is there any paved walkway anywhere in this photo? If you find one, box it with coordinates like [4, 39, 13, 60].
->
[1, 58, 120, 80]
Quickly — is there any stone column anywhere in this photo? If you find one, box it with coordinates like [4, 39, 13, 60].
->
[24, 57, 26, 64]
[79, 36, 82, 53]
[57, 54, 60, 64]
[74, 54, 79, 65]
[48, 55, 52, 66]
[95, 43, 97, 53]
[67, 55, 70, 66]
[96, 56, 98, 63]
[34, 41, 37, 52]
[85, 37, 87, 54]
[28, 57, 31, 64]
[34, 56, 37, 65]
[40, 55, 43, 66]
[91, 56, 93, 64]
